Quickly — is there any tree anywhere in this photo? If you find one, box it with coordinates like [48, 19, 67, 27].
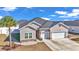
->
[1, 16, 16, 47]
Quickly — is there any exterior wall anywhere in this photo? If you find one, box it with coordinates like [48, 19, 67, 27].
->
[36, 30, 40, 39]
[39, 23, 68, 40]
[39, 30, 50, 40]
[50, 24, 68, 39]
[20, 22, 40, 41]
[27, 23, 39, 30]
[69, 26, 79, 33]
[20, 22, 40, 30]
[39, 30, 45, 40]
[20, 27, 36, 42]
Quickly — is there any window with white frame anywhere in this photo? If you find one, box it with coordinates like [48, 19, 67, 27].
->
[25, 33, 32, 39]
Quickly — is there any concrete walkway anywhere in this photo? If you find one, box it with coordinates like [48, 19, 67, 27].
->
[43, 38, 79, 51]
[14, 41, 38, 45]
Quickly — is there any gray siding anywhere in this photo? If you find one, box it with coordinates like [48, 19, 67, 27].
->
[20, 22, 40, 30]
[20, 27, 36, 41]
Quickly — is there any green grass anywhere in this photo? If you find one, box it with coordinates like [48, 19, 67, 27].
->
[12, 33, 20, 42]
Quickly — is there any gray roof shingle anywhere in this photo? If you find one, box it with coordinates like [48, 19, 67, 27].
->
[40, 21, 59, 28]
[32, 17, 47, 25]
[19, 18, 79, 29]
[19, 17, 47, 28]
[62, 21, 79, 26]
[18, 20, 28, 28]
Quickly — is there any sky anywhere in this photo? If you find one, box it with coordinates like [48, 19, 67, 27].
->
[0, 7, 79, 21]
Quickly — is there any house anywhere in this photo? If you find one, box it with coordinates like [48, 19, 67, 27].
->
[1, 17, 79, 42]
[20, 18, 69, 42]
[62, 20, 79, 33]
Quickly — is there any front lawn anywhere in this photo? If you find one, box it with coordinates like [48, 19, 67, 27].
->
[0, 34, 9, 46]
[12, 42, 52, 51]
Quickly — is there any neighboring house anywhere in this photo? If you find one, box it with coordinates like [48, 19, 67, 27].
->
[62, 21, 79, 33]
[0, 20, 27, 35]
[0, 24, 19, 35]
[20, 18, 69, 42]
[0, 20, 26, 35]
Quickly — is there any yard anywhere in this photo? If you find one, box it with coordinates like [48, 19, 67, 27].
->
[71, 38, 79, 43]
[0, 42, 51, 51]
[0, 33, 20, 46]
[0, 34, 9, 46]
[69, 33, 79, 43]
[12, 42, 52, 51]
[0, 34, 51, 51]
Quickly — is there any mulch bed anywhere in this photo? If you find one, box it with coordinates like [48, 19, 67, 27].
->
[2, 44, 21, 51]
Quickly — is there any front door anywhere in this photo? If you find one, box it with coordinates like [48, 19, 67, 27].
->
[44, 32, 50, 39]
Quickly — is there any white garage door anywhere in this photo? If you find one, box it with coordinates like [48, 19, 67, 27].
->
[52, 33, 65, 39]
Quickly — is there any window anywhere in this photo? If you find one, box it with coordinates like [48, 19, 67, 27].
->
[25, 33, 32, 39]
[25, 33, 28, 38]
[29, 33, 32, 38]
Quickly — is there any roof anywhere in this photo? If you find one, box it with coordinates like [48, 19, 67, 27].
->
[19, 17, 47, 28]
[18, 20, 28, 28]
[32, 17, 47, 25]
[19, 18, 79, 29]
[39, 20, 79, 28]
[62, 21, 79, 26]
[40, 21, 59, 28]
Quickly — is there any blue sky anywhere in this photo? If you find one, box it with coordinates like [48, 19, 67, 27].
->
[0, 7, 79, 21]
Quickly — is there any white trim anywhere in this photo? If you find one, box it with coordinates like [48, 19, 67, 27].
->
[25, 33, 32, 39]
[50, 22, 69, 29]
[32, 21, 41, 26]
[20, 21, 41, 30]
[58, 22, 69, 28]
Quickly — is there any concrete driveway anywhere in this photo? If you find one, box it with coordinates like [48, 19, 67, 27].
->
[44, 38, 79, 51]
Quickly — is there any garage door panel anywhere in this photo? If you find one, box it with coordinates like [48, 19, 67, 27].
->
[52, 33, 65, 39]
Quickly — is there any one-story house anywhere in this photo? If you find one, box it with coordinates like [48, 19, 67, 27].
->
[1, 17, 79, 42]
[20, 18, 70, 42]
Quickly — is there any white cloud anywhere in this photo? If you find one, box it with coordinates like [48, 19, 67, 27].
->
[41, 17, 50, 20]
[26, 7, 32, 9]
[72, 9, 79, 13]
[67, 12, 79, 17]
[50, 15, 56, 17]
[59, 9, 79, 18]
[39, 10, 45, 12]
[0, 7, 17, 11]
[55, 11, 67, 14]
[67, 9, 79, 17]
[0, 16, 3, 19]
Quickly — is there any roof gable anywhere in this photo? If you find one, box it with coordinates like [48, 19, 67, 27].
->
[50, 22, 69, 31]
[20, 17, 47, 29]
[25, 26, 36, 30]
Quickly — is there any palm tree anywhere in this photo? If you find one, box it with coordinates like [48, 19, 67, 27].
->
[1, 16, 16, 47]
